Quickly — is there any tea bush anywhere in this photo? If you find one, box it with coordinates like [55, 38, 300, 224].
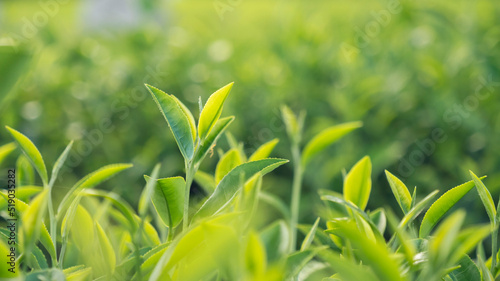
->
[1, 83, 499, 280]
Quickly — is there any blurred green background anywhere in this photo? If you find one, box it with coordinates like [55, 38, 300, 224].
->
[1, 0, 499, 226]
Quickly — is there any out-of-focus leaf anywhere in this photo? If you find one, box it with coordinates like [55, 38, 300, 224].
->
[470, 171, 496, 226]
[139, 163, 161, 217]
[194, 116, 234, 164]
[22, 189, 49, 254]
[25, 268, 65, 281]
[449, 225, 491, 265]
[49, 140, 74, 188]
[6, 126, 48, 186]
[428, 210, 465, 266]
[245, 231, 267, 276]
[0, 142, 16, 165]
[65, 205, 94, 251]
[369, 208, 386, 235]
[16, 155, 34, 186]
[343, 156, 371, 211]
[249, 139, 279, 162]
[285, 247, 327, 279]
[419, 179, 479, 238]
[146, 84, 195, 160]
[198, 82, 233, 141]
[449, 255, 481, 281]
[399, 190, 439, 229]
[301, 217, 320, 251]
[194, 158, 288, 219]
[194, 170, 216, 194]
[65, 267, 92, 281]
[260, 220, 290, 263]
[302, 121, 362, 166]
[385, 170, 412, 214]
[0, 239, 18, 277]
[95, 222, 116, 276]
[215, 148, 243, 184]
[146, 176, 185, 228]
[259, 191, 291, 221]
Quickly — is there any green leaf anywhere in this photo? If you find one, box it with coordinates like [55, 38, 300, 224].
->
[302, 121, 362, 166]
[17, 155, 35, 186]
[6, 126, 48, 186]
[450, 225, 491, 265]
[49, 140, 74, 188]
[193, 116, 234, 165]
[194, 170, 216, 194]
[245, 231, 267, 276]
[285, 247, 327, 279]
[260, 220, 290, 263]
[65, 205, 94, 251]
[0, 142, 16, 165]
[385, 170, 412, 214]
[25, 268, 65, 281]
[259, 191, 291, 221]
[301, 217, 320, 251]
[428, 210, 465, 266]
[0, 239, 19, 277]
[470, 171, 496, 226]
[197, 82, 233, 141]
[139, 163, 161, 217]
[194, 158, 288, 219]
[57, 163, 133, 215]
[419, 179, 478, 238]
[449, 255, 481, 281]
[249, 139, 279, 162]
[399, 190, 439, 229]
[343, 156, 371, 211]
[215, 148, 243, 184]
[22, 189, 49, 255]
[65, 267, 92, 281]
[146, 84, 195, 160]
[95, 222, 116, 275]
[369, 208, 387, 235]
[280, 105, 305, 144]
[171, 95, 197, 143]
[147, 176, 185, 228]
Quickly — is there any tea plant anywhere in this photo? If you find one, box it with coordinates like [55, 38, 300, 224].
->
[0, 83, 499, 281]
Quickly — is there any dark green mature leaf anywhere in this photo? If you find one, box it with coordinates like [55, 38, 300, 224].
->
[419, 179, 479, 238]
[385, 170, 412, 214]
[198, 82, 234, 141]
[470, 171, 496, 225]
[147, 176, 185, 228]
[6, 126, 48, 186]
[302, 121, 362, 166]
[194, 158, 288, 219]
[344, 156, 371, 211]
[449, 255, 481, 281]
[57, 163, 133, 215]
[146, 84, 195, 160]
[194, 116, 234, 165]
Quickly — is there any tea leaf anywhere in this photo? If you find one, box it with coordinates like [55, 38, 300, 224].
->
[194, 116, 234, 164]
[95, 222, 116, 275]
[65, 267, 92, 281]
[344, 156, 371, 211]
[249, 138, 279, 162]
[302, 121, 362, 166]
[22, 189, 49, 254]
[6, 126, 48, 186]
[385, 170, 412, 214]
[419, 179, 478, 238]
[147, 176, 185, 228]
[58, 163, 133, 215]
[280, 106, 305, 144]
[194, 158, 288, 219]
[449, 255, 481, 281]
[194, 170, 216, 194]
[49, 140, 74, 188]
[198, 82, 233, 141]
[261, 220, 290, 263]
[146, 84, 195, 160]
[301, 217, 320, 251]
[0, 142, 16, 165]
[470, 171, 496, 226]
[66, 205, 94, 251]
[428, 210, 465, 266]
[285, 247, 327, 279]
[215, 148, 243, 184]
[399, 190, 439, 229]
[369, 208, 387, 235]
[139, 163, 161, 217]
[17, 155, 35, 186]
[450, 225, 491, 265]
[171, 95, 197, 143]
[245, 231, 267, 276]
[0, 239, 18, 277]
[25, 268, 65, 281]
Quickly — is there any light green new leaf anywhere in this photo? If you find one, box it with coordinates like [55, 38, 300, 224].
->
[194, 116, 234, 164]
[147, 176, 185, 228]
[449, 255, 481, 281]
[302, 121, 362, 166]
[194, 158, 288, 219]
[344, 156, 371, 211]
[49, 140, 74, 188]
[249, 139, 279, 162]
[17, 155, 35, 186]
[95, 222, 116, 274]
[139, 163, 161, 217]
[0, 142, 16, 165]
[470, 171, 496, 225]
[215, 148, 243, 184]
[385, 170, 412, 214]
[428, 210, 465, 265]
[171, 95, 196, 143]
[419, 179, 478, 238]
[25, 268, 65, 281]
[65, 205, 94, 251]
[399, 190, 439, 229]
[65, 267, 92, 281]
[301, 217, 320, 251]
[22, 189, 49, 253]
[280, 105, 299, 140]
[57, 163, 133, 215]
[450, 225, 491, 265]
[198, 82, 233, 141]
[0, 238, 18, 277]
[6, 126, 48, 186]
[146, 84, 195, 160]
[245, 231, 267, 276]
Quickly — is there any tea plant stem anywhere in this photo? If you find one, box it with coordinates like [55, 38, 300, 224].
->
[492, 226, 498, 273]
[183, 162, 195, 232]
[289, 143, 303, 252]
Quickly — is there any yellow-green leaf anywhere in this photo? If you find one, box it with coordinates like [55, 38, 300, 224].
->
[470, 171, 496, 225]
[6, 126, 48, 186]
[0, 142, 16, 165]
[249, 139, 279, 162]
[300, 217, 320, 251]
[245, 231, 267, 276]
[194, 116, 234, 164]
[198, 82, 233, 141]
[385, 170, 412, 214]
[49, 140, 74, 188]
[146, 84, 195, 160]
[302, 122, 362, 166]
[215, 148, 243, 184]
[22, 189, 49, 252]
[95, 222, 116, 275]
[344, 156, 372, 211]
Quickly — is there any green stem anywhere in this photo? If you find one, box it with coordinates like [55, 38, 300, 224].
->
[289, 143, 303, 252]
[492, 226, 498, 274]
[183, 162, 195, 232]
